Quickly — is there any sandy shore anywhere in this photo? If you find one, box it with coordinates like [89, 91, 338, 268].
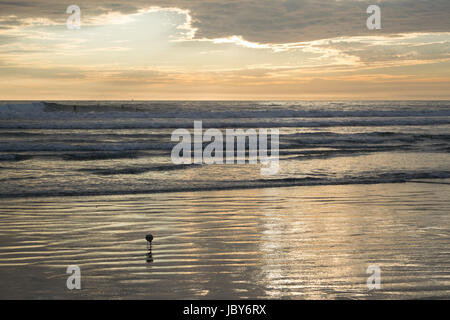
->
[0, 182, 449, 299]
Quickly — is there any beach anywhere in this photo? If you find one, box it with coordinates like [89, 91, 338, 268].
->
[2, 0, 450, 304]
[0, 182, 449, 299]
[0, 100, 449, 299]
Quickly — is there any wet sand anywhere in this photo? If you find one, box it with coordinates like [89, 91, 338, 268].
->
[0, 182, 449, 299]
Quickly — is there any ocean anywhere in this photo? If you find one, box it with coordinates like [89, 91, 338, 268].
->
[0, 100, 449, 299]
[1, 100, 450, 198]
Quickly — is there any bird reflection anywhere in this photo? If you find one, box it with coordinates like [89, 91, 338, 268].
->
[146, 247, 153, 263]
[145, 233, 154, 263]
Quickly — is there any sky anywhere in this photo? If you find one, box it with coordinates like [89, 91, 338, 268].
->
[0, 0, 449, 100]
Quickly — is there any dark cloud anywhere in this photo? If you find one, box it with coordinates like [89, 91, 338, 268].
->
[0, 0, 449, 43]
[318, 38, 450, 65]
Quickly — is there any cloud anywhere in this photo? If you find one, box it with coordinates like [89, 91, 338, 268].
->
[0, 1, 449, 99]
[0, 1, 449, 43]
[309, 33, 450, 66]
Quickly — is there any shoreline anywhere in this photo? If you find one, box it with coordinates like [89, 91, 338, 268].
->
[1, 178, 449, 201]
[1, 183, 448, 299]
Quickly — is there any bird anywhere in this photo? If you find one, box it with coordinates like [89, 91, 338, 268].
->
[145, 234, 153, 248]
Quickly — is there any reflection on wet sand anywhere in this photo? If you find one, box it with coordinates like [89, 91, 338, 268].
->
[146, 248, 153, 264]
[0, 182, 449, 299]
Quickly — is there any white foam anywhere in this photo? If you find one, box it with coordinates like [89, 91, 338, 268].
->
[0, 102, 45, 118]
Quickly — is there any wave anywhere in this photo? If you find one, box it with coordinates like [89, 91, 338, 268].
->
[1, 101, 450, 120]
[0, 102, 45, 117]
[38, 102, 450, 118]
[1, 102, 450, 131]
[0, 142, 173, 152]
[78, 164, 200, 175]
[0, 154, 33, 161]
[1, 118, 449, 130]
[0, 130, 448, 154]
[1, 170, 449, 199]
[61, 151, 141, 160]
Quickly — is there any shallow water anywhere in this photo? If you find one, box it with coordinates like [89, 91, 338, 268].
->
[0, 183, 448, 299]
[1, 100, 450, 198]
[0, 100, 449, 299]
